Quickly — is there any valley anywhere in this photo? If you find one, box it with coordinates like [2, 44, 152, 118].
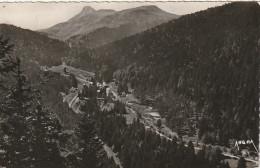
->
[48, 64, 258, 168]
[0, 2, 259, 168]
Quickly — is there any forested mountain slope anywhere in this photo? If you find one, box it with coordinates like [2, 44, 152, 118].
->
[71, 2, 260, 146]
[0, 24, 70, 67]
[41, 5, 179, 49]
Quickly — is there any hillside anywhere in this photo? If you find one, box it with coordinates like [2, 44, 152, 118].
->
[0, 24, 70, 67]
[40, 6, 116, 40]
[70, 2, 260, 146]
[41, 5, 179, 49]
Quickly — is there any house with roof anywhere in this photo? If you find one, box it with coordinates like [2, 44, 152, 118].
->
[148, 112, 161, 120]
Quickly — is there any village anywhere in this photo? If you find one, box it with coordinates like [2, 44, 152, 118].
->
[52, 65, 258, 168]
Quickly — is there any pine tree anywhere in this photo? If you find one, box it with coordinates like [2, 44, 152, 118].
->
[28, 103, 64, 167]
[237, 157, 246, 168]
[156, 119, 162, 128]
[197, 145, 207, 167]
[0, 35, 15, 75]
[70, 74, 78, 88]
[219, 162, 231, 168]
[212, 147, 223, 166]
[0, 37, 64, 167]
[0, 57, 32, 167]
[75, 115, 105, 168]
[0, 36, 16, 94]
[187, 140, 196, 166]
[225, 162, 230, 168]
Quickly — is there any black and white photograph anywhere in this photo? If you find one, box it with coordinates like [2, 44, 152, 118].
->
[0, 1, 259, 168]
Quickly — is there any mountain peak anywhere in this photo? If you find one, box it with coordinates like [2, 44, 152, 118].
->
[97, 9, 116, 12]
[135, 5, 161, 11]
[41, 4, 177, 40]
[81, 6, 96, 14]
[140, 5, 159, 9]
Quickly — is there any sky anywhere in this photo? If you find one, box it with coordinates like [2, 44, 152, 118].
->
[0, 2, 231, 30]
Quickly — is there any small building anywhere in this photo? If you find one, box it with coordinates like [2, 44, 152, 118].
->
[241, 149, 249, 157]
[103, 82, 108, 87]
[121, 92, 126, 97]
[106, 87, 111, 97]
[148, 112, 161, 120]
[69, 87, 78, 93]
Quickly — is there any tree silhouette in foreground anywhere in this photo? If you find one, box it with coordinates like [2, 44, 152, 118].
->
[237, 157, 246, 168]
[75, 114, 105, 168]
[0, 36, 63, 167]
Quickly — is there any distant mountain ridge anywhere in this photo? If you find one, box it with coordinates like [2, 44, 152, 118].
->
[40, 6, 116, 39]
[40, 5, 179, 49]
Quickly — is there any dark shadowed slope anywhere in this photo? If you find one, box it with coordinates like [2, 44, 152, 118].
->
[0, 24, 70, 67]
